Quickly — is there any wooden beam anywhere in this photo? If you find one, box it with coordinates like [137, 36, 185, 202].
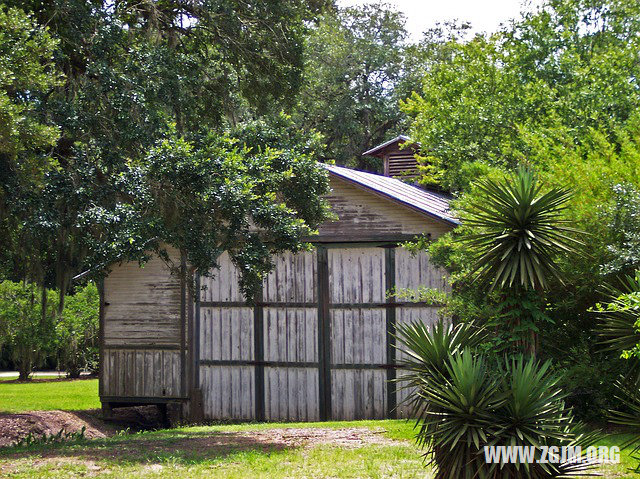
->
[180, 252, 187, 400]
[385, 247, 397, 419]
[199, 301, 443, 309]
[302, 234, 424, 245]
[98, 278, 105, 398]
[317, 246, 332, 421]
[253, 288, 265, 421]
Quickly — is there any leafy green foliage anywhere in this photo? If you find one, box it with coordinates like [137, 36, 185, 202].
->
[0, 6, 61, 163]
[396, 319, 596, 478]
[461, 166, 582, 291]
[93, 128, 331, 299]
[596, 271, 640, 360]
[0, 0, 337, 313]
[601, 184, 640, 277]
[56, 283, 99, 377]
[403, 0, 640, 193]
[295, 3, 407, 169]
[0, 281, 57, 380]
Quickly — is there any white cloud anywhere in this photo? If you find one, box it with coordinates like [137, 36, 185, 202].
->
[336, 0, 544, 41]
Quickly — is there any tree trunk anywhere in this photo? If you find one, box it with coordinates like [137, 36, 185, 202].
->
[18, 352, 31, 381]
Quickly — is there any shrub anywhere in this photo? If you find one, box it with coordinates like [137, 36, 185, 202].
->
[0, 281, 57, 380]
[397, 319, 596, 478]
[56, 283, 99, 378]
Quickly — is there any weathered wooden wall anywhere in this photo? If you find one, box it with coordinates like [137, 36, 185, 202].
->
[319, 176, 451, 240]
[101, 247, 185, 401]
[101, 173, 454, 419]
[197, 245, 448, 421]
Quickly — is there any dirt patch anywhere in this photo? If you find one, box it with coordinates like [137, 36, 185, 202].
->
[239, 427, 397, 449]
[109, 427, 399, 458]
[0, 406, 165, 448]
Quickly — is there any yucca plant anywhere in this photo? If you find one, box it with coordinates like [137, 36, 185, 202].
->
[597, 271, 640, 358]
[596, 271, 640, 470]
[461, 166, 583, 292]
[397, 319, 596, 479]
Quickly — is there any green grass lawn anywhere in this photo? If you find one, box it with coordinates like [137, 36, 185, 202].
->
[0, 378, 100, 412]
[0, 420, 638, 478]
[0, 378, 638, 477]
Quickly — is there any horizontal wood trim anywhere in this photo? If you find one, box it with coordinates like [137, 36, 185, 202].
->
[100, 396, 189, 403]
[304, 234, 421, 244]
[200, 359, 401, 370]
[200, 301, 443, 309]
[201, 359, 318, 368]
[103, 344, 182, 351]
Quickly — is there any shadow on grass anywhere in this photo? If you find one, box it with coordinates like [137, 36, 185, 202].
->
[0, 430, 300, 466]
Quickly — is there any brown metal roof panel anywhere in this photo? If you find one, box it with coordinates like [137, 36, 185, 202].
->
[323, 164, 460, 226]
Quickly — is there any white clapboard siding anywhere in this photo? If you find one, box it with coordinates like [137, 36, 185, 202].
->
[102, 246, 184, 399]
[320, 176, 452, 239]
[104, 247, 182, 348]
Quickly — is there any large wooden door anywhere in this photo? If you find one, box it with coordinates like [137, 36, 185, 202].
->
[197, 245, 446, 421]
[327, 247, 388, 419]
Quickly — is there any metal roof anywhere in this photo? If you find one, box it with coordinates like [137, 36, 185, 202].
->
[362, 135, 412, 157]
[323, 164, 460, 226]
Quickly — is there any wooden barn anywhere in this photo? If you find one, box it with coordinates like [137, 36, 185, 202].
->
[99, 137, 459, 422]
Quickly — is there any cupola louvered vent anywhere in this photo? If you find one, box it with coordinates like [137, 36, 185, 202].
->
[387, 152, 418, 177]
[362, 135, 419, 178]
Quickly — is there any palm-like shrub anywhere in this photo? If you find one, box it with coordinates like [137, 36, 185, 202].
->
[597, 271, 640, 359]
[462, 166, 582, 291]
[596, 272, 640, 469]
[397, 319, 595, 478]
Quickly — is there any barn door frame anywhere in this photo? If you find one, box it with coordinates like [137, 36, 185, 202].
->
[315, 242, 398, 421]
[193, 242, 432, 421]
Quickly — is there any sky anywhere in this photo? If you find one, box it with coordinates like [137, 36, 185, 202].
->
[336, 0, 544, 41]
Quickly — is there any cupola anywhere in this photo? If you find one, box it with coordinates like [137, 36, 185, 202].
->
[362, 135, 418, 177]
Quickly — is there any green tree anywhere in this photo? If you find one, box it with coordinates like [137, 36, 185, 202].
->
[56, 282, 99, 378]
[456, 166, 583, 354]
[0, 6, 61, 168]
[0, 281, 57, 380]
[402, 0, 640, 192]
[296, 2, 408, 170]
[101, 127, 332, 298]
[0, 0, 333, 303]
[0, 6, 62, 284]
[402, 0, 640, 418]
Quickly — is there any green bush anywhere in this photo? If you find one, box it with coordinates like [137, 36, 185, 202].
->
[397, 319, 596, 478]
[0, 281, 58, 380]
[56, 283, 99, 378]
